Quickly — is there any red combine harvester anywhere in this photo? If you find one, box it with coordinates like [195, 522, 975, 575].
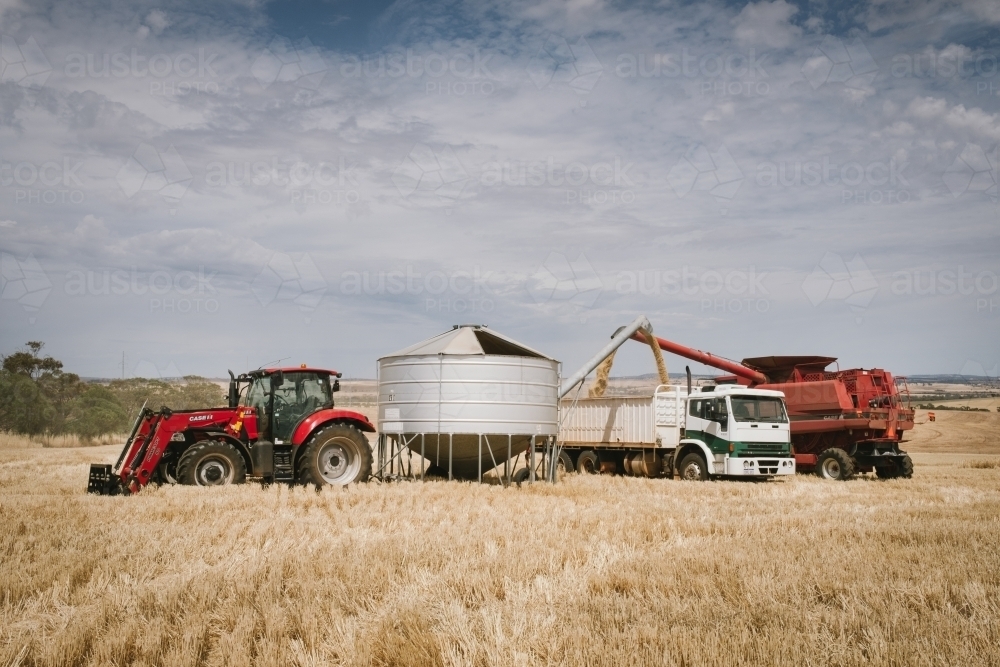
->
[632, 332, 914, 480]
[88, 366, 375, 495]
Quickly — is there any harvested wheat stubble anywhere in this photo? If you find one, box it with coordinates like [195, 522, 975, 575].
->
[1, 445, 999, 666]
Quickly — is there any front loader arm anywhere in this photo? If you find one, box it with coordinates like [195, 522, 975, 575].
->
[89, 407, 175, 495]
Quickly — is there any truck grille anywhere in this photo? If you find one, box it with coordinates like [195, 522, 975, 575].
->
[740, 443, 788, 456]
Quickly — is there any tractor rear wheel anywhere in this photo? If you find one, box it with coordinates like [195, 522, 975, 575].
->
[177, 441, 246, 487]
[816, 448, 855, 481]
[297, 424, 373, 487]
[576, 450, 599, 474]
[678, 452, 709, 481]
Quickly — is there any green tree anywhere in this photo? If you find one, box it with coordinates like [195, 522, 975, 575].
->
[66, 386, 129, 440]
[2, 341, 82, 433]
[0, 371, 55, 435]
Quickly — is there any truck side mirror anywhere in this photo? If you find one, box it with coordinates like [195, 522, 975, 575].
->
[227, 370, 238, 408]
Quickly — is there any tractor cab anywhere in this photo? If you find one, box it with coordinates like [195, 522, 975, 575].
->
[236, 368, 341, 444]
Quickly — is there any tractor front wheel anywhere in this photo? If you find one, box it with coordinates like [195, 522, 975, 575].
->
[816, 448, 855, 481]
[297, 424, 373, 487]
[177, 441, 246, 487]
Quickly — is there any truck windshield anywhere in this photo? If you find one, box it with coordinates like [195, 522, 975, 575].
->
[731, 397, 787, 423]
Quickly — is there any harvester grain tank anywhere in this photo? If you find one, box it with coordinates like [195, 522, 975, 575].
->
[630, 331, 914, 480]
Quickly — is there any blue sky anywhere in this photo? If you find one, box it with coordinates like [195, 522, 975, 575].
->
[0, 0, 998, 379]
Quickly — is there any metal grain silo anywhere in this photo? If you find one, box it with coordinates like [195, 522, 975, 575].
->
[376, 325, 559, 480]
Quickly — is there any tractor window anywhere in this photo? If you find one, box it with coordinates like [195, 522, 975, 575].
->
[731, 397, 788, 423]
[245, 378, 267, 411]
[271, 372, 332, 443]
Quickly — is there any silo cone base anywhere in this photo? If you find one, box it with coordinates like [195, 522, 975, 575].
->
[396, 433, 548, 480]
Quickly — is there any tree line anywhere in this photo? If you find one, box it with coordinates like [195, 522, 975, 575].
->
[0, 342, 224, 440]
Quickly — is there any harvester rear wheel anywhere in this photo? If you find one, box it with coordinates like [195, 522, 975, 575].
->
[816, 448, 855, 481]
[576, 450, 600, 474]
[177, 441, 246, 487]
[297, 424, 373, 487]
[678, 453, 709, 481]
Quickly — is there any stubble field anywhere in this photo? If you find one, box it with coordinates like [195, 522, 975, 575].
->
[1, 406, 999, 666]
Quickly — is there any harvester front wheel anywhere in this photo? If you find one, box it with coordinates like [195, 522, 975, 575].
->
[816, 448, 855, 481]
[298, 424, 373, 487]
[177, 441, 246, 487]
[897, 454, 914, 478]
[576, 450, 599, 474]
[678, 453, 709, 481]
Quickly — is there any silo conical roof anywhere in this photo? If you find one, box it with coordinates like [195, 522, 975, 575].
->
[381, 325, 554, 360]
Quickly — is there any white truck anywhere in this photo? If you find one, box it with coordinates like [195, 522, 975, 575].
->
[558, 384, 796, 480]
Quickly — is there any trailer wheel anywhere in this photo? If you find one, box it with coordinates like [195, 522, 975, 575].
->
[298, 424, 373, 487]
[576, 450, 600, 474]
[556, 450, 575, 474]
[513, 467, 531, 486]
[678, 453, 709, 481]
[177, 441, 246, 487]
[816, 448, 855, 481]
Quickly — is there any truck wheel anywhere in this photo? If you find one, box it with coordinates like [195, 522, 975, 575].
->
[678, 453, 709, 481]
[297, 424, 373, 487]
[816, 448, 855, 481]
[556, 450, 574, 474]
[177, 441, 246, 487]
[576, 450, 599, 474]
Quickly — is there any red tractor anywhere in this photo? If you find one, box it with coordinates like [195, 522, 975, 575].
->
[88, 366, 375, 495]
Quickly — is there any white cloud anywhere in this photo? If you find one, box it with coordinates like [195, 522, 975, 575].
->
[732, 0, 801, 48]
[145, 10, 170, 34]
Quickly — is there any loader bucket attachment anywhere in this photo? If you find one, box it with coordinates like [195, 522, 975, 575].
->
[87, 464, 122, 495]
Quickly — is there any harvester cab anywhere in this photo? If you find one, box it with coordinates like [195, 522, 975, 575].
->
[88, 367, 374, 496]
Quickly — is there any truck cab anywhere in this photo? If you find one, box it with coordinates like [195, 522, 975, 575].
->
[675, 385, 795, 479]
